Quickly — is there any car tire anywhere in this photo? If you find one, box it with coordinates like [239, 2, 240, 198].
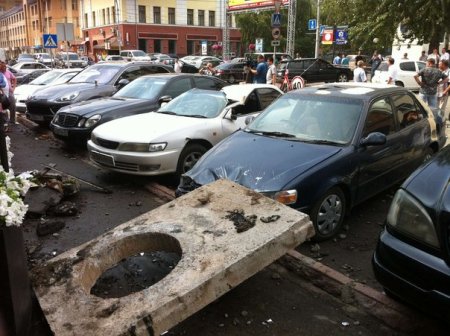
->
[424, 147, 435, 162]
[176, 143, 207, 176]
[310, 187, 346, 241]
[395, 81, 404, 87]
[337, 73, 349, 82]
[228, 75, 236, 84]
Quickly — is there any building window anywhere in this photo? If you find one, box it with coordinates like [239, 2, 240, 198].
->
[187, 9, 194, 25]
[106, 8, 110, 24]
[187, 40, 194, 55]
[198, 10, 205, 26]
[112, 6, 116, 24]
[47, 0, 51, 10]
[102, 9, 106, 25]
[168, 7, 175, 25]
[72, 0, 77, 10]
[209, 11, 215, 27]
[84, 13, 88, 27]
[153, 6, 161, 24]
[48, 16, 52, 28]
[92, 12, 96, 26]
[139, 6, 146, 23]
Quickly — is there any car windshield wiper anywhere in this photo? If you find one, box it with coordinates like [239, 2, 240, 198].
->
[185, 114, 207, 118]
[157, 111, 179, 115]
[300, 139, 341, 145]
[246, 129, 296, 138]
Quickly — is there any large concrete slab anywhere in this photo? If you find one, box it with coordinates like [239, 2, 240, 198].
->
[31, 179, 314, 335]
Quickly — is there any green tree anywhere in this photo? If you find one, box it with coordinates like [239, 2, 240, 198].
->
[235, 0, 314, 56]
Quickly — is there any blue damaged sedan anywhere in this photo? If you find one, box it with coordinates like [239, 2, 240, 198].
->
[177, 83, 443, 240]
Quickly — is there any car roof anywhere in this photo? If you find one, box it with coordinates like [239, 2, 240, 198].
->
[222, 83, 282, 101]
[286, 82, 408, 100]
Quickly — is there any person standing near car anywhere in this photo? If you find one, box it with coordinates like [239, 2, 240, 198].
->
[414, 58, 448, 108]
[419, 50, 428, 62]
[333, 53, 342, 65]
[353, 60, 367, 82]
[266, 56, 276, 85]
[438, 59, 450, 116]
[251, 55, 268, 84]
[369, 51, 382, 81]
[0, 61, 16, 125]
[174, 58, 182, 73]
[386, 57, 398, 85]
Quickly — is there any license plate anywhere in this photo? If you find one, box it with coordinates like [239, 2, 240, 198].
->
[30, 114, 44, 121]
[53, 127, 68, 137]
[91, 151, 115, 166]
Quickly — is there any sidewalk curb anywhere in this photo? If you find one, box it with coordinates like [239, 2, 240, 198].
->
[279, 250, 442, 333]
[17, 114, 39, 130]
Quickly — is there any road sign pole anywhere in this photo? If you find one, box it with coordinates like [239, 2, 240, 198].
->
[314, 0, 320, 58]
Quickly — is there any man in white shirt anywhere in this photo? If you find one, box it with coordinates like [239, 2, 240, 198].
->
[386, 57, 398, 84]
[441, 48, 449, 61]
[266, 56, 276, 84]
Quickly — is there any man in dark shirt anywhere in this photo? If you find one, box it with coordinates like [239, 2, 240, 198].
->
[414, 58, 448, 108]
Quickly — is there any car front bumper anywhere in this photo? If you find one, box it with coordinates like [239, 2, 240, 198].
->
[26, 100, 70, 123]
[373, 228, 450, 318]
[87, 140, 182, 176]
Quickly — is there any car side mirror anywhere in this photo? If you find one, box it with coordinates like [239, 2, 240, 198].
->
[158, 95, 172, 105]
[245, 115, 256, 125]
[360, 132, 387, 147]
[117, 78, 129, 88]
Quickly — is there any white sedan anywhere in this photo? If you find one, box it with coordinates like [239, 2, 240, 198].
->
[87, 84, 283, 176]
[14, 68, 82, 112]
[12, 61, 50, 74]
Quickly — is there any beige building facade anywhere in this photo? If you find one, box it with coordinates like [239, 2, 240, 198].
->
[0, 0, 241, 60]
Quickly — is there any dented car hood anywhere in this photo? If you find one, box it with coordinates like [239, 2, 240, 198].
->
[186, 130, 342, 192]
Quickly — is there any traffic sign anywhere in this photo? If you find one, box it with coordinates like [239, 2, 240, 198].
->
[319, 25, 326, 36]
[335, 26, 348, 45]
[271, 13, 281, 27]
[43, 34, 58, 48]
[255, 38, 263, 53]
[271, 40, 280, 47]
[321, 29, 334, 45]
[308, 19, 317, 30]
[272, 28, 281, 39]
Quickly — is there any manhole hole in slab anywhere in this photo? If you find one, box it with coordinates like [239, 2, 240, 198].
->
[81, 232, 182, 299]
[91, 250, 181, 298]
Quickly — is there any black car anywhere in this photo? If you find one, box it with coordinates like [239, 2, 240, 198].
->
[276, 58, 353, 84]
[50, 74, 228, 143]
[373, 144, 450, 320]
[177, 83, 439, 241]
[26, 62, 173, 125]
[214, 62, 245, 83]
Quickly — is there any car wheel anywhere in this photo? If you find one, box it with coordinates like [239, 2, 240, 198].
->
[176, 144, 207, 176]
[228, 75, 236, 84]
[310, 187, 346, 241]
[395, 81, 404, 87]
[337, 73, 348, 82]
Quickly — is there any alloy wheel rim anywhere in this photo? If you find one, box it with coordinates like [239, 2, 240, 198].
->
[183, 152, 203, 173]
[316, 194, 343, 235]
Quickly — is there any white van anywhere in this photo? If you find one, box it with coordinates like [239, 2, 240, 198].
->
[119, 50, 151, 62]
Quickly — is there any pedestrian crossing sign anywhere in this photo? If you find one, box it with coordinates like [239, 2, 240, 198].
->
[43, 34, 58, 48]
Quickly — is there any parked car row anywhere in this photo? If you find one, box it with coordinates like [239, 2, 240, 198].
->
[15, 62, 449, 319]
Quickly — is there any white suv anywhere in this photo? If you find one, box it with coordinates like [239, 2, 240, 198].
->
[119, 50, 150, 62]
[371, 60, 426, 91]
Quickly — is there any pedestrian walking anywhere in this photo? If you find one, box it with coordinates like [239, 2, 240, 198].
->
[266, 56, 276, 84]
[0, 71, 8, 130]
[353, 60, 367, 82]
[386, 57, 397, 85]
[419, 51, 428, 62]
[414, 58, 448, 108]
[402, 53, 408, 60]
[0, 61, 16, 125]
[333, 53, 342, 65]
[250, 55, 268, 84]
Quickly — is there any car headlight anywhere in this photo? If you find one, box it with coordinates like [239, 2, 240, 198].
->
[54, 91, 79, 102]
[386, 189, 439, 248]
[260, 189, 297, 205]
[118, 142, 167, 152]
[84, 115, 101, 128]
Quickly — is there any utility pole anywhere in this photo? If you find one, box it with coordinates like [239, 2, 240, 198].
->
[314, 0, 320, 58]
[286, 0, 296, 57]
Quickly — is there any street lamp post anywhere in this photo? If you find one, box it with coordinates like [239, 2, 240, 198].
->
[314, 0, 320, 58]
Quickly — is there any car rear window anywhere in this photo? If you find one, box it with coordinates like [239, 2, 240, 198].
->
[399, 62, 415, 71]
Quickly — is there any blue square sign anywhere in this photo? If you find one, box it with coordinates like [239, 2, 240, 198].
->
[308, 19, 317, 30]
[43, 34, 58, 48]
